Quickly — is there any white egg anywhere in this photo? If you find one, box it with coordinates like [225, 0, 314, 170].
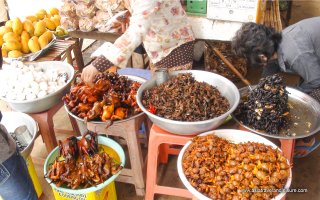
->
[7, 92, 17, 100]
[48, 81, 57, 86]
[16, 93, 26, 101]
[30, 81, 40, 90]
[37, 90, 47, 98]
[39, 82, 48, 91]
[34, 66, 42, 72]
[28, 65, 35, 71]
[26, 93, 36, 100]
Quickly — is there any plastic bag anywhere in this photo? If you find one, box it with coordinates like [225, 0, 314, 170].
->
[73, 0, 95, 5]
[79, 17, 96, 32]
[60, 1, 77, 18]
[94, 10, 112, 22]
[61, 16, 79, 32]
[75, 2, 97, 18]
[95, 0, 126, 12]
[96, 10, 130, 34]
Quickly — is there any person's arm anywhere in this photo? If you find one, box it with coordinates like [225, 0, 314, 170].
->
[91, 0, 160, 69]
[291, 52, 320, 93]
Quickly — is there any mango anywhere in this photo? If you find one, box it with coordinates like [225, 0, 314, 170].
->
[2, 48, 8, 57]
[34, 21, 46, 37]
[21, 39, 30, 54]
[5, 40, 22, 51]
[3, 32, 20, 42]
[23, 20, 35, 37]
[12, 18, 23, 35]
[5, 20, 13, 29]
[35, 12, 45, 20]
[28, 36, 41, 53]
[44, 18, 56, 30]
[38, 9, 47, 16]
[0, 26, 12, 36]
[51, 15, 61, 27]
[0, 37, 3, 46]
[8, 50, 23, 58]
[39, 31, 53, 49]
[26, 15, 38, 22]
[49, 8, 59, 16]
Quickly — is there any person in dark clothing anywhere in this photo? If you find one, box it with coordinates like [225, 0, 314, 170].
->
[231, 17, 320, 158]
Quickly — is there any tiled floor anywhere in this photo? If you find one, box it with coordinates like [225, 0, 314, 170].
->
[1, 1, 320, 200]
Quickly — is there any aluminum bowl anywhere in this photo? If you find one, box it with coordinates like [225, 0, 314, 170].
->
[233, 86, 320, 139]
[136, 70, 240, 135]
[177, 129, 292, 200]
[1, 111, 39, 159]
[65, 75, 146, 134]
[0, 61, 75, 113]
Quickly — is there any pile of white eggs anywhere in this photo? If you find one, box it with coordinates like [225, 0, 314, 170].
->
[0, 61, 69, 101]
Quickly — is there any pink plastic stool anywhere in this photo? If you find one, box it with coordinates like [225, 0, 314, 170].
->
[145, 125, 194, 200]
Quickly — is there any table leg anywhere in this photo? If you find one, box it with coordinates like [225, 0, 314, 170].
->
[73, 38, 85, 71]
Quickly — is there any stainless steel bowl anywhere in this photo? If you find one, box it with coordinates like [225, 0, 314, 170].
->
[136, 70, 240, 135]
[0, 61, 75, 113]
[65, 75, 146, 134]
[1, 111, 39, 159]
[233, 86, 320, 139]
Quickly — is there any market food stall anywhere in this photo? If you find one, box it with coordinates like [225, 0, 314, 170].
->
[0, 0, 319, 200]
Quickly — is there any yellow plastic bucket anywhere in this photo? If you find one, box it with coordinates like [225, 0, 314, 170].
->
[25, 156, 43, 198]
[44, 136, 125, 200]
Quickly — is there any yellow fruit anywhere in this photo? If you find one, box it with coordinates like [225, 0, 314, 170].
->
[2, 48, 8, 57]
[21, 31, 30, 41]
[12, 18, 23, 35]
[5, 40, 22, 51]
[49, 8, 59, 16]
[23, 20, 35, 37]
[51, 16, 61, 27]
[0, 26, 12, 36]
[39, 9, 47, 15]
[21, 38, 30, 54]
[26, 16, 38, 22]
[53, 14, 61, 20]
[0, 37, 3, 46]
[5, 20, 13, 29]
[28, 36, 41, 53]
[8, 50, 23, 58]
[35, 12, 45, 20]
[44, 18, 56, 30]
[34, 21, 46, 37]
[39, 31, 53, 49]
[3, 32, 20, 42]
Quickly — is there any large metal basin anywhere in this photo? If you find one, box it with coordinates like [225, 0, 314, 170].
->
[136, 70, 240, 135]
[233, 86, 320, 139]
[0, 61, 75, 113]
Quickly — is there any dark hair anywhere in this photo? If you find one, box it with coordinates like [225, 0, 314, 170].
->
[231, 22, 282, 67]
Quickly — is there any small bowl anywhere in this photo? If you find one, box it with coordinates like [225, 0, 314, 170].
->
[1, 111, 38, 159]
[136, 70, 240, 135]
[177, 129, 292, 200]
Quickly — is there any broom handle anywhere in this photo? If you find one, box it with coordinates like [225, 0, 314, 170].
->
[211, 46, 252, 87]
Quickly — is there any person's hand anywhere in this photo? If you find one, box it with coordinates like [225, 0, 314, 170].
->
[81, 64, 100, 86]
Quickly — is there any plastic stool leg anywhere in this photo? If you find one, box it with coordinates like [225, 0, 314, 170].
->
[145, 131, 159, 200]
[159, 144, 169, 164]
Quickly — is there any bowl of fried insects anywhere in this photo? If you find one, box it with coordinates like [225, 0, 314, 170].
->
[177, 129, 292, 200]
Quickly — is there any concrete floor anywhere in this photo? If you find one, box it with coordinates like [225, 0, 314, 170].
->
[1, 1, 320, 200]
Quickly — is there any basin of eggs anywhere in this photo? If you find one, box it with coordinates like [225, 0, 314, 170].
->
[0, 61, 68, 101]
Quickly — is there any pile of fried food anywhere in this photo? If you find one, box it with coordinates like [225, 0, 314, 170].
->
[142, 73, 230, 121]
[46, 132, 122, 189]
[235, 74, 290, 134]
[63, 72, 141, 122]
[183, 135, 290, 200]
